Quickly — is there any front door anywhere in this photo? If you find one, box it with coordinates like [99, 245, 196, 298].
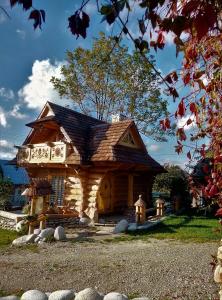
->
[97, 175, 112, 214]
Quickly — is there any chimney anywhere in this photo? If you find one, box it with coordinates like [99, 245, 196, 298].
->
[111, 113, 127, 123]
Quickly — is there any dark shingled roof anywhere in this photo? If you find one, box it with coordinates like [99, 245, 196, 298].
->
[25, 102, 164, 172]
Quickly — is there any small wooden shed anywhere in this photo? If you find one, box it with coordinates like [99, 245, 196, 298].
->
[16, 102, 164, 222]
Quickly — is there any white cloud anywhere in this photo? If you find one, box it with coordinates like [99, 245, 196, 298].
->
[0, 87, 14, 100]
[177, 115, 196, 131]
[18, 59, 65, 110]
[9, 104, 27, 119]
[0, 107, 7, 127]
[148, 144, 161, 152]
[16, 29, 26, 40]
[0, 103, 27, 127]
[85, 2, 97, 14]
[0, 139, 16, 159]
[160, 158, 187, 170]
[0, 149, 17, 160]
[0, 139, 13, 148]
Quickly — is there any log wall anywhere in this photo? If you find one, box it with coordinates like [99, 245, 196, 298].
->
[112, 175, 128, 213]
[25, 166, 155, 219]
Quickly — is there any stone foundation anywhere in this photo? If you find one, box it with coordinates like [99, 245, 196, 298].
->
[46, 216, 80, 228]
[124, 206, 136, 223]
[0, 216, 16, 230]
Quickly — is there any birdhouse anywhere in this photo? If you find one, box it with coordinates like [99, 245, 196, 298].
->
[134, 195, 146, 224]
[156, 198, 165, 217]
[21, 187, 33, 197]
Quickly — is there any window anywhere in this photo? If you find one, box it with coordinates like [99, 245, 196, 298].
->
[120, 132, 138, 148]
[50, 176, 65, 206]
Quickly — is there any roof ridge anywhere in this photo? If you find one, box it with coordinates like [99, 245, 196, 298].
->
[47, 101, 107, 124]
[91, 119, 133, 128]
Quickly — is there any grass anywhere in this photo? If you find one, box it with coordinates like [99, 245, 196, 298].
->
[0, 289, 24, 297]
[104, 215, 222, 243]
[0, 228, 39, 252]
[0, 228, 19, 248]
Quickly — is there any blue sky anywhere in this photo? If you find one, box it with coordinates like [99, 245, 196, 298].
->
[0, 0, 197, 169]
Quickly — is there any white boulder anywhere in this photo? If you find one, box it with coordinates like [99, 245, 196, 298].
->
[34, 228, 41, 235]
[54, 226, 66, 241]
[34, 236, 41, 243]
[127, 223, 138, 231]
[48, 290, 74, 300]
[75, 288, 101, 300]
[38, 228, 55, 239]
[21, 290, 48, 300]
[104, 293, 128, 300]
[113, 220, 129, 234]
[214, 265, 222, 283]
[12, 234, 37, 246]
[15, 220, 28, 234]
[79, 217, 91, 225]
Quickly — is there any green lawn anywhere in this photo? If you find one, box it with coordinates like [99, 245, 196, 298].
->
[107, 215, 222, 243]
[0, 228, 19, 248]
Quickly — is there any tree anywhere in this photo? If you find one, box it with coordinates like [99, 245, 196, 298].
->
[153, 164, 189, 199]
[0, 178, 13, 210]
[51, 33, 169, 141]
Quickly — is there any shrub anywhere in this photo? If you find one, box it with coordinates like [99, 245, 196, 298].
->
[0, 179, 13, 210]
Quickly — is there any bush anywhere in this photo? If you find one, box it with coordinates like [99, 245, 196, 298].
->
[22, 203, 31, 214]
[0, 179, 13, 210]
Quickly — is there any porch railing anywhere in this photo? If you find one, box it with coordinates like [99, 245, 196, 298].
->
[17, 142, 67, 164]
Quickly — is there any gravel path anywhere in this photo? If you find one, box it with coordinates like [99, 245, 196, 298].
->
[0, 237, 219, 300]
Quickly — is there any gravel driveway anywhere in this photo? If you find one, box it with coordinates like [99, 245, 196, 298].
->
[0, 236, 219, 300]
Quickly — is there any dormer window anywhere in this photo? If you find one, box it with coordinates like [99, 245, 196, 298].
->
[119, 131, 138, 148]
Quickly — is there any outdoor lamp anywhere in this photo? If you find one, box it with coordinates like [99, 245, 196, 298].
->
[134, 195, 146, 224]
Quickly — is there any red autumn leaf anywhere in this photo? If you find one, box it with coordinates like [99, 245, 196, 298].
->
[187, 151, 191, 160]
[177, 99, 186, 117]
[183, 73, 190, 85]
[171, 71, 178, 82]
[189, 102, 197, 114]
[200, 148, 206, 158]
[181, 1, 199, 16]
[202, 164, 209, 174]
[169, 87, 179, 101]
[186, 47, 198, 61]
[215, 155, 222, 163]
[175, 142, 183, 154]
[157, 31, 165, 49]
[165, 74, 173, 84]
[165, 118, 171, 129]
[193, 70, 204, 80]
[215, 208, 222, 217]
[209, 184, 218, 197]
[194, 5, 217, 40]
[148, 12, 159, 29]
[160, 118, 171, 131]
[157, 31, 164, 44]
[176, 128, 187, 141]
[186, 118, 192, 126]
[29, 9, 42, 30]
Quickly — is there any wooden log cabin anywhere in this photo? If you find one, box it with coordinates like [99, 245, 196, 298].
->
[16, 102, 165, 223]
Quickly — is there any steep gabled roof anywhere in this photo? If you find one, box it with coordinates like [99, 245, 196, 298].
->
[24, 102, 164, 171]
[89, 120, 133, 161]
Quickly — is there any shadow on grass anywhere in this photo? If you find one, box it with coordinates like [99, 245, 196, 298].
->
[128, 216, 194, 237]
